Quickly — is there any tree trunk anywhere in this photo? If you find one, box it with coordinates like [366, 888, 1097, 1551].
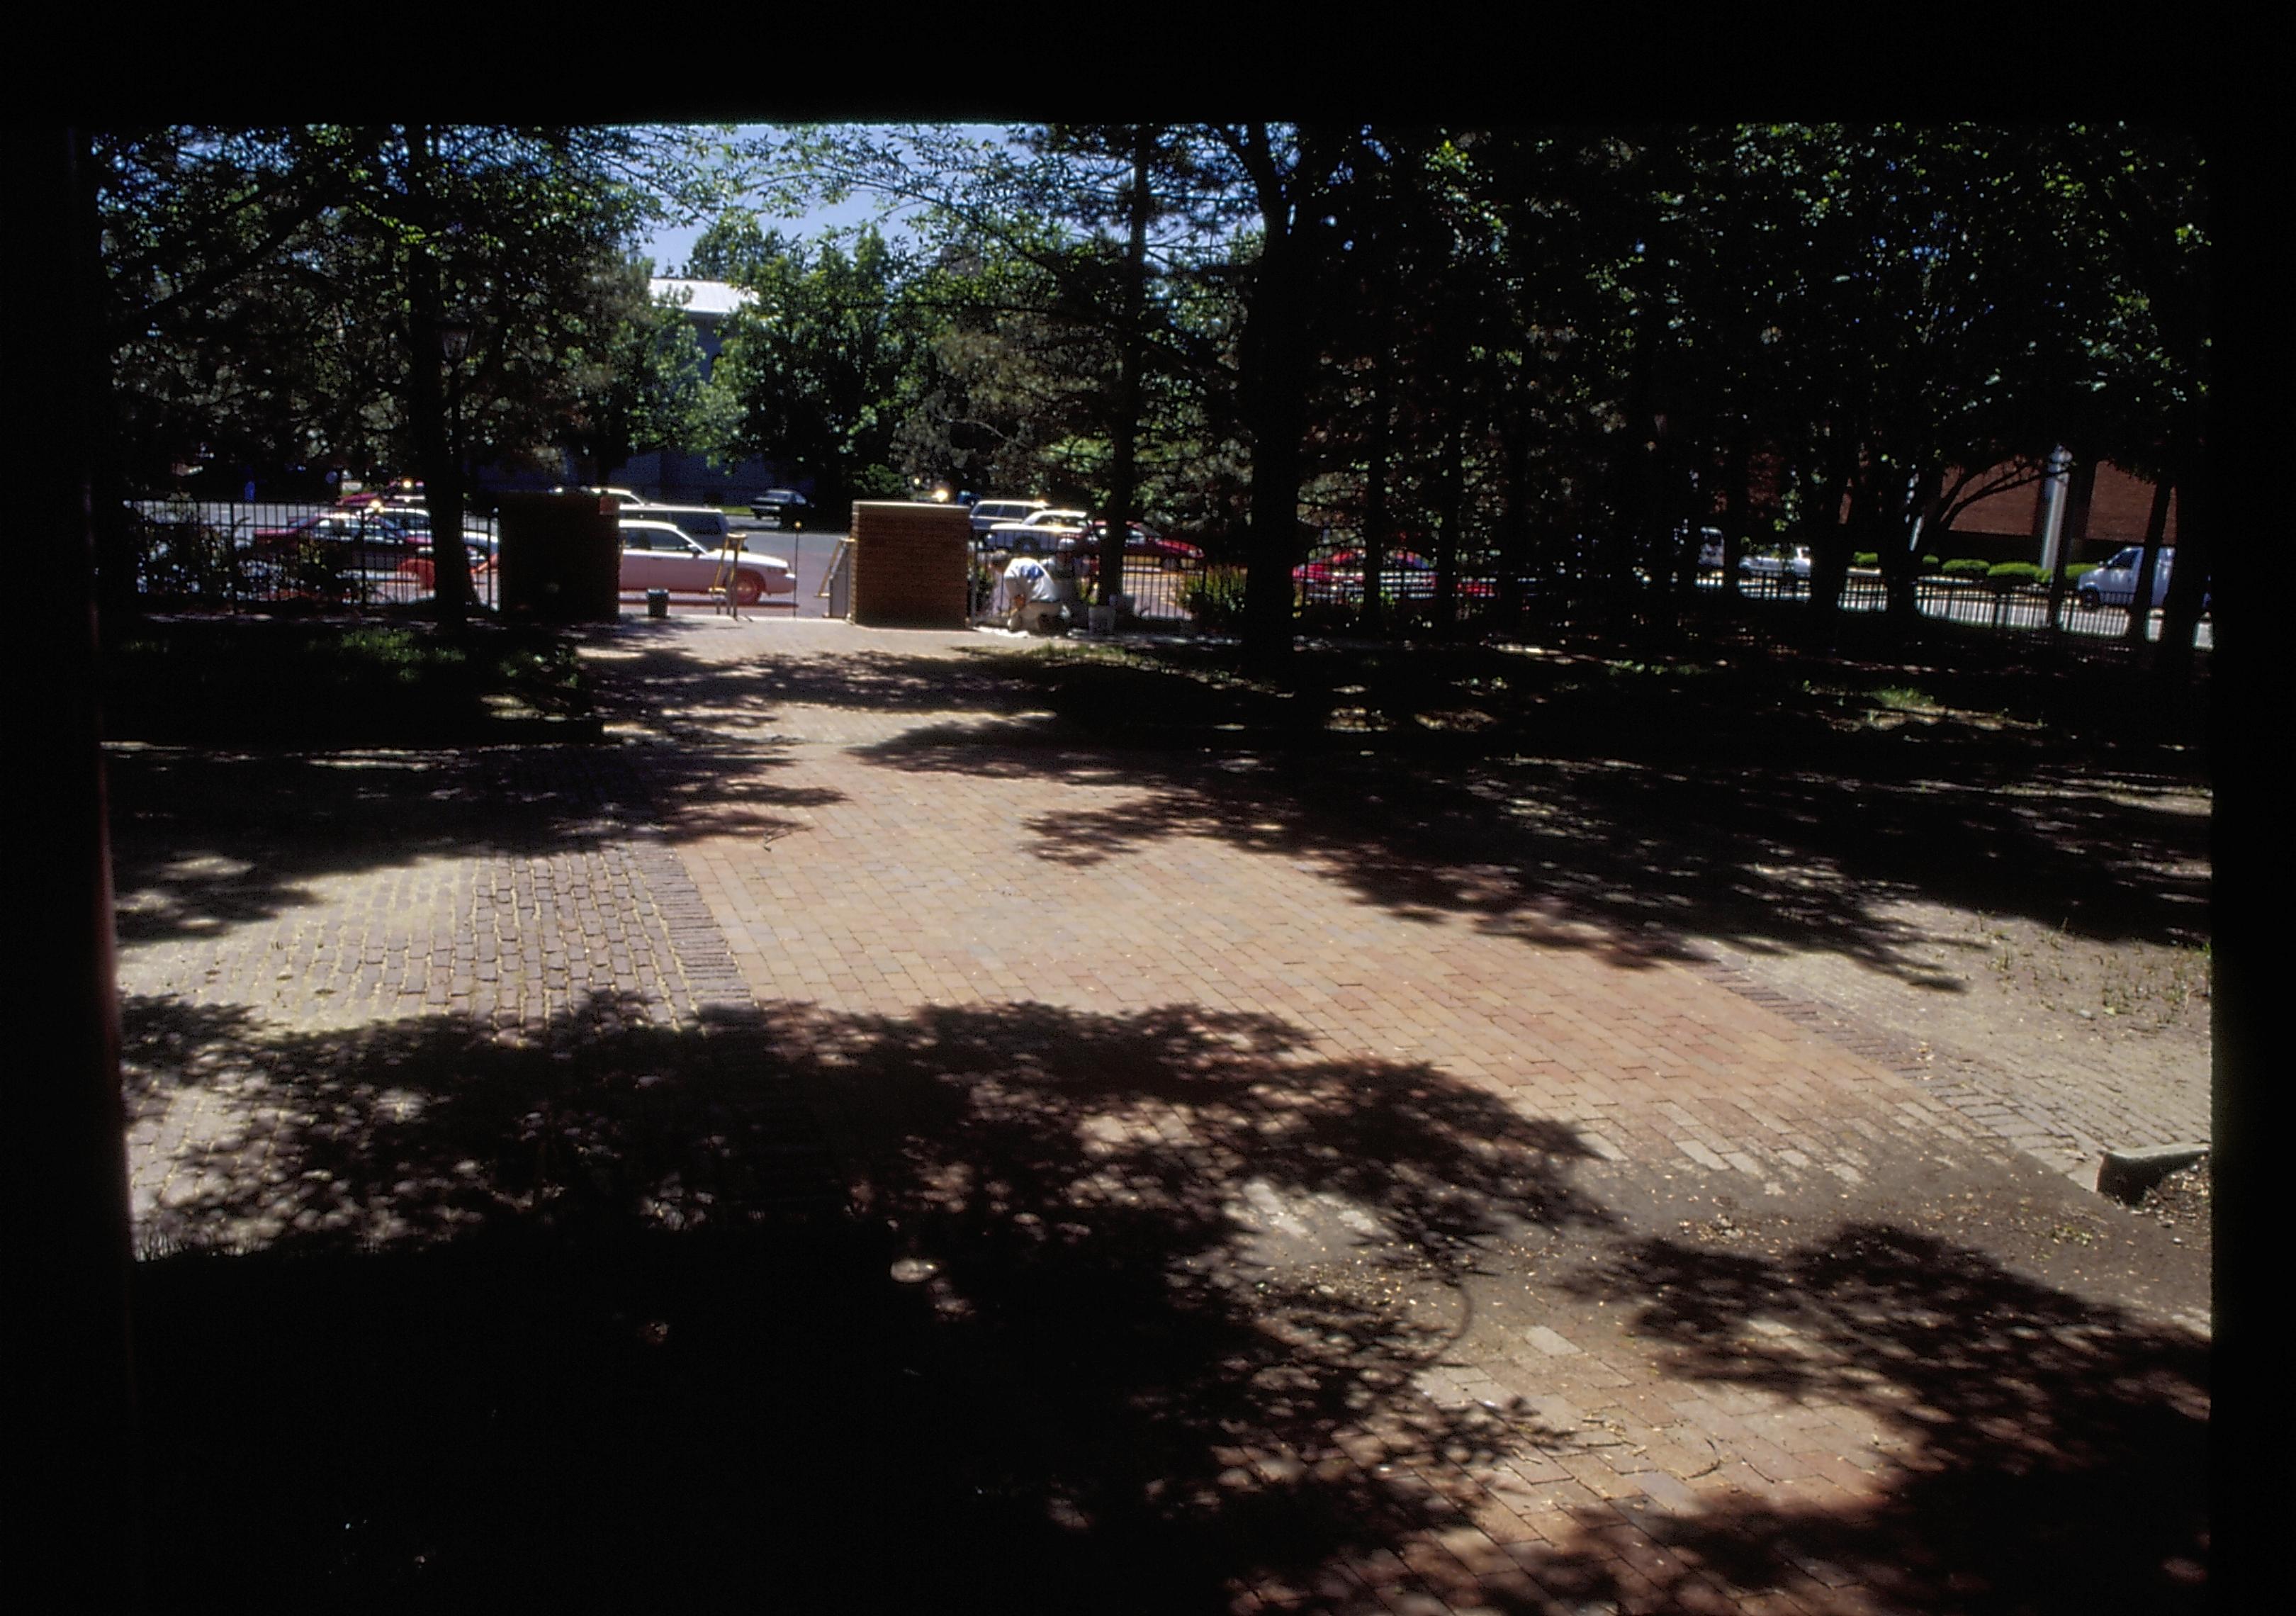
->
[1495, 381, 1531, 632]
[1866, 461, 1915, 626]
[1802, 442, 1862, 635]
[1431, 364, 1466, 638]
[402, 126, 473, 627]
[1237, 161, 1310, 663]
[2125, 476, 2173, 646]
[1096, 128, 1154, 613]
[2154, 468, 2207, 683]
[1359, 349, 1393, 639]
[1240, 312, 1307, 661]
[1720, 439, 1750, 602]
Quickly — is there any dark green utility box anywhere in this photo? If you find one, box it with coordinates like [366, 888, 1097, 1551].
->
[496, 493, 620, 622]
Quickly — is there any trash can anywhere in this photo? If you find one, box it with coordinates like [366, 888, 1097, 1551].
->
[646, 588, 670, 619]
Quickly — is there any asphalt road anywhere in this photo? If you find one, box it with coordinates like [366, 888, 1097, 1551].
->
[127, 502, 2212, 646]
[719, 517, 844, 617]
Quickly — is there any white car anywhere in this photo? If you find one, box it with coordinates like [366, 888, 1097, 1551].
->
[618, 519, 791, 606]
[969, 498, 1049, 538]
[554, 485, 647, 509]
[984, 508, 1090, 557]
[1740, 545, 1812, 580]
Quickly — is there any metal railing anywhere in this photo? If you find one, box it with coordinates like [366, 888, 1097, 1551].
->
[819, 538, 854, 619]
[1290, 561, 2204, 648]
[967, 551, 1203, 627]
[125, 499, 498, 611]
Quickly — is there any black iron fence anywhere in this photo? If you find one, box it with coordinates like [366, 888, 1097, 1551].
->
[125, 500, 498, 611]
[1290, 561, 2202, 647]
[968, 549, 1203, 625]
[1721, 568, 2200, 643]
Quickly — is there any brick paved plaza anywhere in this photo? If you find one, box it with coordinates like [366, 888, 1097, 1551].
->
[111, 615, 2209, 1613]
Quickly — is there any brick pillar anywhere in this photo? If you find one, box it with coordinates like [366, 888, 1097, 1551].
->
[849, 502, 971, 627]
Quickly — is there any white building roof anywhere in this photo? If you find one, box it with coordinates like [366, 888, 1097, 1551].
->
[649, 278, 755, 319]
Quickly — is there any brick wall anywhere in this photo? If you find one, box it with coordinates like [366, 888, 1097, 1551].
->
[1950, 460, 2177, 552]
[848, 502, 972, 627]
[496, 493, 621, 623]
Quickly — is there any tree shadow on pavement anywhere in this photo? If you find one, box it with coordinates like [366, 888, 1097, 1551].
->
[1534, 1228, 2210, 1615]
[123, 989, 2208, 1612]
[585, 627, 2206, 986]
[104, 740, 840, 946]
[847, 656, 2206, 986]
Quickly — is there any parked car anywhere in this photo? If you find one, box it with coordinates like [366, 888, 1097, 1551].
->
[1739, 545, 1813, 581]
[1071, 520, 1203, 566]
[551, 485, 647, 509]
[617, 519, 792, 606]
[750, 488, 813, 526]
[249, 510, 430, 565]
[393, 534, 498, 591]
[2075, 546, 2177, 611]
[1292, 549, 1492, 600]
[625, 503, 736, 546]
[334, 479, 424, 509]
[984, 509, 1091, 557]
[969, 498, 1049, 538]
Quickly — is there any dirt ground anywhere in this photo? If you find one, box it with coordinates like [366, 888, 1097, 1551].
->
[1689, 862, 2212, 1260]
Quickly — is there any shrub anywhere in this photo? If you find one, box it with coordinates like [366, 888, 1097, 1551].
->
[1940, 558, 1991, 580]
[1986, 561, 2048, 588]
[1186, 565, 1249, 629]
[1920, 554, 1942, 573]
[1852, 552, 1879, 568]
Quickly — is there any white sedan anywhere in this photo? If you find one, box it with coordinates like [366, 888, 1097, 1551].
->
[984, 509, 1091, 557]
[1739, 544, 1813, 581]
[619, 520, 792, 606]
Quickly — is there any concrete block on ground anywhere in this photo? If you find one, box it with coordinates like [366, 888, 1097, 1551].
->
[2095, 1142, 2209, 1204]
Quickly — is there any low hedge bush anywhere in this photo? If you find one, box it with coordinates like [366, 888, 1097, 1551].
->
[1188, 565, 1249, 629]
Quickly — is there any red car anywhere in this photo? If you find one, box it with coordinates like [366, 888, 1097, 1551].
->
[249, 510, 429, 563]
[1075, 520, 1203, 561]
[1293, 549, 1494, 601]
[334, 480, 424, 510]
[1069, 522, 1205, 585]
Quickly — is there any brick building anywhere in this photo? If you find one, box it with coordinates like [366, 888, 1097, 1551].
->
[1940, 459, 2177, 565]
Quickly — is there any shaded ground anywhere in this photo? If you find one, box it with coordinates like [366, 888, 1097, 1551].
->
[102, 613, 592, 746]
[125, 992, 2205, 1613]
[109, 610, 2211, 1612]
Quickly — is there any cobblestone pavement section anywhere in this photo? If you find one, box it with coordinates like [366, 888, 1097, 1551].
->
[580, 615, 2210, 1616]
[111, 742, 833, 1252]
[109, 618, 2207, 1613]
[1688, 895, 2210, 1186]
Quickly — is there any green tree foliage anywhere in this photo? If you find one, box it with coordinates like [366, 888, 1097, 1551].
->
[556, 262, 731, 487]
[723, 122, 2205, 664]
[93, 123, 717, 619]
[740, 123, 1256, 554]
[708, 223, 945, 515]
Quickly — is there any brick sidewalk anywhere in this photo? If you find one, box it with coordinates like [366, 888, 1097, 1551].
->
[597, 617, 2209, 1614]
[111, 615, 2210, 1613]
